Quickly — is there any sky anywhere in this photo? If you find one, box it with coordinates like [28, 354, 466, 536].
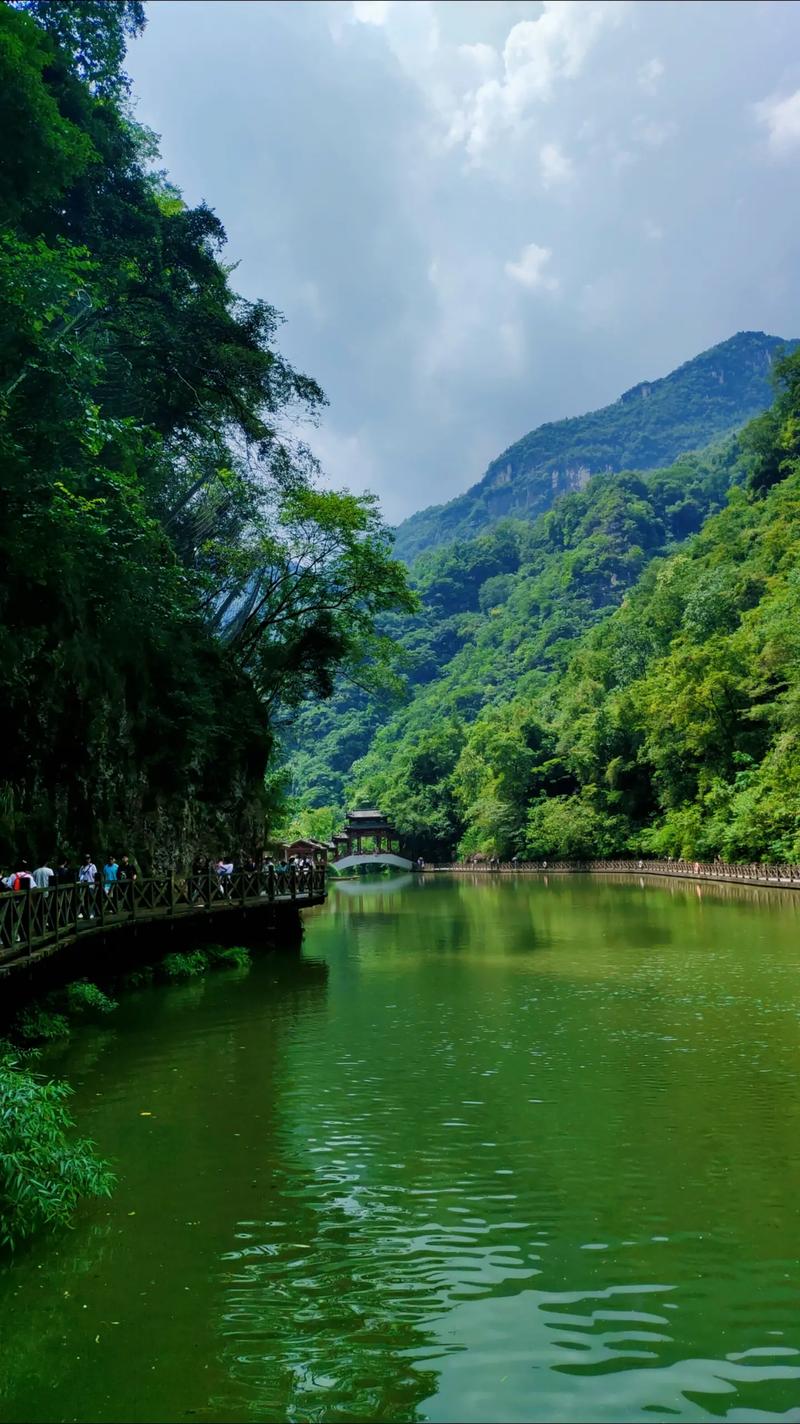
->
[127, 0, 800, 524]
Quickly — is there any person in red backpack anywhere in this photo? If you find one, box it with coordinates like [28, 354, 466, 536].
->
[13, 861, 34, 891]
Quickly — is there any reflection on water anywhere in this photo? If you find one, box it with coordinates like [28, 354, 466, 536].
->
[0, 875, 798, 1423]
[333, 872, 417, 897]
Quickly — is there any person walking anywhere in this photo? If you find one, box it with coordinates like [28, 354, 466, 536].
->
[78, 853, 97, 918]
[31, 860, 56, 933]
[103, 855, 119, 912]
[117, 854, 137, 911]
[189, 854, 207, 906]
[216, 856, 233, 897]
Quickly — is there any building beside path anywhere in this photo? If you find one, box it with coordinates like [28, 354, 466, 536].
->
[283, 838, 331, 864]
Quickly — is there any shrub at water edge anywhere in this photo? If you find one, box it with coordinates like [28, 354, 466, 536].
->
[160, 945, 252, 980]
[0, 1046, 115, 1252]
[62, 980, 118, 1017]
[12, 1007, 71, 1044]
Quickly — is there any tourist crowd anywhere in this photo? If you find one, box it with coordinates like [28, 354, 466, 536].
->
[1, 850, 322, 900]
[2, 855, 138, 894]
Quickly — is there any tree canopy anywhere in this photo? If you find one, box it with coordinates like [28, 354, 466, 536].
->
[0, 0, 413, 865]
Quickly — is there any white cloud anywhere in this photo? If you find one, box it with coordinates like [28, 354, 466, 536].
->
[453, 2, 626, 160]
[756, 89, 800, 153]
[539, 140, 574, 186]
[347, 1, 626, 164]
[637, 57, 664, 94]
[351, 1, 393, 26]
[505, 242, 558, 292]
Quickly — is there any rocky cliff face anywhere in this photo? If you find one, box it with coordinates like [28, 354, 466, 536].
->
[394, 331, 797, 564]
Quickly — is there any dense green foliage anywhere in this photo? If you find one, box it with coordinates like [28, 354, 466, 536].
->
[11, 1006, 70, 1044]
[289, 437, 738, 852]
[0, 1044, 114, 1250]
[11, 977, 117, 1045]
[160, 943, 251, 979]
[61, 979, 118, 1016]
[0, 0, 412, 866]
[394, 331, 795, 563]
[289, 349, 800, 864]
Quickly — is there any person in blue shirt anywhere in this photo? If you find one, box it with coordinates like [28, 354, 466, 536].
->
[103, 855, 119, 912]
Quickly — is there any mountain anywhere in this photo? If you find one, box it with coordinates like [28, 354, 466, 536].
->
[283, 431, 738, 841]
[342, 341, 800, 863]
[393, 331, 796, 563]
[283, 334, 800, 864]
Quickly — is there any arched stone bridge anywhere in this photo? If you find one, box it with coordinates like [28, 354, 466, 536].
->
[332, 852, 413, 872]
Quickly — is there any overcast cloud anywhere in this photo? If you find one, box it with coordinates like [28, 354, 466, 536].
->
[128, 0, 800, 522]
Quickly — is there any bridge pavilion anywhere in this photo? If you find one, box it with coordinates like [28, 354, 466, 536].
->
[333, 807, 403, 858]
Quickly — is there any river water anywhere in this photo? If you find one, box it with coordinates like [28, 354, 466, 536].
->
[0, 873, 798, 1423]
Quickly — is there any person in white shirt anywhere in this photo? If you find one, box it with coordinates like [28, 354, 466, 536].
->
[216, 857, 233, 897]
[78, 854, 97, 918]
[33, 864, 54, 889]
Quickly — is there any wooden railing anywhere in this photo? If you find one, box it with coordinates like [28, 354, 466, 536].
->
[0, 866, 326, 963]
[425, 858, 800, 886]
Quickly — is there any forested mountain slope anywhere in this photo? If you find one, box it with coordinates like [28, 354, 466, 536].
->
[394, 331, 794, 564]
[348, 349, 800, 862]
[285, 434, 737, 840]
[285, 348, 800, 865]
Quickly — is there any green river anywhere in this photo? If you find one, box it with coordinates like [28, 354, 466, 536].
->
[0, 873, 798, 1423]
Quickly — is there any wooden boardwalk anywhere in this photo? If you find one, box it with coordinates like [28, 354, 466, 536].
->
[424, 857, 800, 888]
[0, 866, 326, 970]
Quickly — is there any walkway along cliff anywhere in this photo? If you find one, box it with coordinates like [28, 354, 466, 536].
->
[0, 865, 327, 989]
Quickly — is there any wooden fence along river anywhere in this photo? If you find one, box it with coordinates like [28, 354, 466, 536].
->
[426, 858, 800, 887]
[0, 866, 327, 966]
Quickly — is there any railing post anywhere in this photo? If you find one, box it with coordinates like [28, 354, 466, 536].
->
[268, 863, 275, 901]
[290, 864, 297, 900]
[207, 868, 212, 909]
[170, 873, 176, 916]
[98, 875, 105, 929]
[25, 886, 33, 956]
